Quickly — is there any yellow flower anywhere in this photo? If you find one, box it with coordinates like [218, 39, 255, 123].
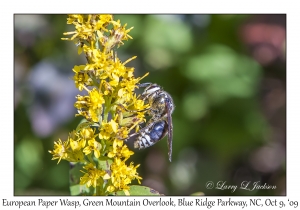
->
[80, 127, 96, 140]
[52, 14, 148, 195]
[74, 95, 90, 109]
[106, 185, 116, 193]
[110, 21, 134, 48]
[109, 73, 119, 87]
[88, 107, 101, 122]
[48, 139, 69, 164]
[127, 162, 142, 184]
[66, 15, 83, 25]
[80, 163, 107, 188]
[89, 88, 105, 110]
[99, 119, 118, 140]
[70, 138, 86, 151]
[108, 139, 134, 159]
[73, 71, 90, 91]
[96, 15, 113, 31]
[72, 65, 85, 73]
[83, 139, 102, 158]
[116, 127, 129, 139]
[109, 157, 142, 192]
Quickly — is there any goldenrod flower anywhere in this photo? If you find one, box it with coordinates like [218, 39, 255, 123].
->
[49, 139, 69, 164]
[110, 158, 142, 191]
[79, 127, 96, 140]
[80, 163, 108, 188]
[70, 138, 86, 151]
[116, 127, 129, 139]
[108, 139, 134, 159]
[99, 120, 118, 140]
[50, 14, 146, 195]
[89, 88, 105, 110]
[83, 139, 102, 158]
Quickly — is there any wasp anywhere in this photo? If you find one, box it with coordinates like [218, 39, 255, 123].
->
[127, 83, 175, 162]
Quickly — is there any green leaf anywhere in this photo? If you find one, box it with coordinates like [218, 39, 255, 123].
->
[76, 119, 99, 133]
[70, 184, 95, 196]
[113, 185, 162, 196]
[98, 158, 113, 171]
[191, 192, 205, 196]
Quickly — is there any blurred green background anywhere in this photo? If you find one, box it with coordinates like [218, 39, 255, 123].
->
[14, 14, 286, 196]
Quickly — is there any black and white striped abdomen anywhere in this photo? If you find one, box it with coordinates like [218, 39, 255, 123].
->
[135, 120, 168, 149]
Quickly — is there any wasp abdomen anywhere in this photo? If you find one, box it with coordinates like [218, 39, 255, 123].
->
[136, 120, 168, 149]
[149, 121, 168, 141]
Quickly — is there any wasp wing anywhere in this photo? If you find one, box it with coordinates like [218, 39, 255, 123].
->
[166, 99, 173, 162]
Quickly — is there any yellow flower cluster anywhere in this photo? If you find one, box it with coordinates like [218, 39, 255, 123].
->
[49, 14, 147, 195]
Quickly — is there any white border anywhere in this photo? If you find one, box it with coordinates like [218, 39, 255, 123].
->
[5, 1, 300, 209]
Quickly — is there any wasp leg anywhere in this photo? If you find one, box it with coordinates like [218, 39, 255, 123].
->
[117, 125, 144, 141]
[116, 103, 150, 114]
[118, 119, 154, 142]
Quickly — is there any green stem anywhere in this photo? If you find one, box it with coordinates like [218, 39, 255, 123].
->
[87, 154, 94, 164]
[103, 94, 113, 122]
[101, 139, 106, 153]
[103, 97, 109, 122]
[96, 186, 101, 195]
